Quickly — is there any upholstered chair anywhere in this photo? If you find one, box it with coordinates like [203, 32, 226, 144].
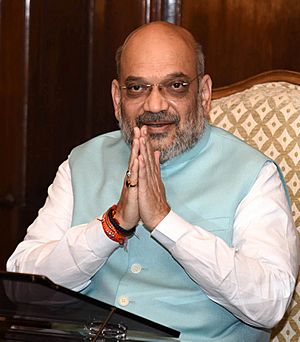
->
[209, 70, 300, 342]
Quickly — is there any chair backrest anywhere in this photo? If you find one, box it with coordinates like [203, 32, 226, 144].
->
[209, 70, 300, 342]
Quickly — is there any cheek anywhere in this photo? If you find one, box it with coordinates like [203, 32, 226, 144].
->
[171, 93, 198, 117]
[121, 102, 141, 123]
[176, 104, 197, 126]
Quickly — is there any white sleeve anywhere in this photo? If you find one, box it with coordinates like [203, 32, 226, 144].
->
[152, 162, 299, 328]
[6, 160, 119, 291]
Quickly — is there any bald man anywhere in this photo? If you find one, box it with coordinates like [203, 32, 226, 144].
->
[7, 22, 299, 341]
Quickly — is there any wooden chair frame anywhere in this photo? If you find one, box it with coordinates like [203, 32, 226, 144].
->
[212, 69, 300, 100]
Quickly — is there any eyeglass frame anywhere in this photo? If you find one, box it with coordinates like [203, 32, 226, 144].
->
[118, 73, 202, 101]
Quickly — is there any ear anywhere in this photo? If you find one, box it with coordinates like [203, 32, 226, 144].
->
[200, 74, 212, 118]
[111, 79, 121, 121]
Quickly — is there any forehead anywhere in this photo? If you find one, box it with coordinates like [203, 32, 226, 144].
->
[120, 28, 197, 81]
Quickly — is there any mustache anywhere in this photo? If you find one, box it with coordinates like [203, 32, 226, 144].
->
[135, 111, 180, 127]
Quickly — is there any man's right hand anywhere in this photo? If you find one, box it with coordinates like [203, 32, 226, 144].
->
[114, 127, 140, 230]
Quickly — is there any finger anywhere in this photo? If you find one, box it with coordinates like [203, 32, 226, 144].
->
[139, 128, 156, 176]
[154, 150, 161, 168]
[128, 127, 140, 169]
[143, 126, 158, 174]
[128, 138, 139, 172]
[138, 153, 147, 192]
[133, 126, 141, 141]
[139, 136, 151, 179]
[127, 157, 139, 189]
[140, 125, 146, 136]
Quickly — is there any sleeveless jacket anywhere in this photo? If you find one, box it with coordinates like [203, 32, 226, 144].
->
[69, 124, 279, 341]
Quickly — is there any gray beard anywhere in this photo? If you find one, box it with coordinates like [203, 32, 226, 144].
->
[118, 103, 205, 163]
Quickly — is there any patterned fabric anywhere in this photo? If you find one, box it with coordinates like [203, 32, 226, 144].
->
[209, 82, 300, 341]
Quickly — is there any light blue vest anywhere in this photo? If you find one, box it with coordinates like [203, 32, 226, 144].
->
[69, 124, 276, 341]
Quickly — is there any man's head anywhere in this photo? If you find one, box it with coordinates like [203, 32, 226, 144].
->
[111, 21, 212, 162]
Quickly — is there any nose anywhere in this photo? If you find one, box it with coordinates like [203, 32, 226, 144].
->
[143, 85, 169, 113]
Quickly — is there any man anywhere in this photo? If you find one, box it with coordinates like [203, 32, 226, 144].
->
[7, 21, 299, 341]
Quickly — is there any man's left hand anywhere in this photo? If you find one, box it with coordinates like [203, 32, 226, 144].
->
[137, 126, 170, 230]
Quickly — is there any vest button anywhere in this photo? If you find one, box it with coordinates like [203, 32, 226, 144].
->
[118, 295, 129, 307]
[131, 263, 142, 274]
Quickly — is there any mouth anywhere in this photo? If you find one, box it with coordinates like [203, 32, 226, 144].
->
[136, 112, 179, 134]
[142, 121, 175, 132]
[144, 122, 172, 127]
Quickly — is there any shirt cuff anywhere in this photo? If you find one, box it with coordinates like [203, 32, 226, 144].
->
[85, 217, 120, 257]
[151, 210, 195, 250]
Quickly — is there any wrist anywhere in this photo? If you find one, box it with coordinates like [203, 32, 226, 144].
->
[109, 205, 136, 236]
[146, 204, 171, 231]
[114, 203, 139, 230]
[98, 205, 136, 246]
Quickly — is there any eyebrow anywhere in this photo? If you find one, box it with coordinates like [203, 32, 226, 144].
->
[124, 72, 190, 84]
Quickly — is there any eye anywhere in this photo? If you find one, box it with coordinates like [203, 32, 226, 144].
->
[123, 83, 149, 98]
[126, 83, 148, 96]
[129, 84, 141, 91]
[166, 80, 189, 95]
[172, 82, 186, 89]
